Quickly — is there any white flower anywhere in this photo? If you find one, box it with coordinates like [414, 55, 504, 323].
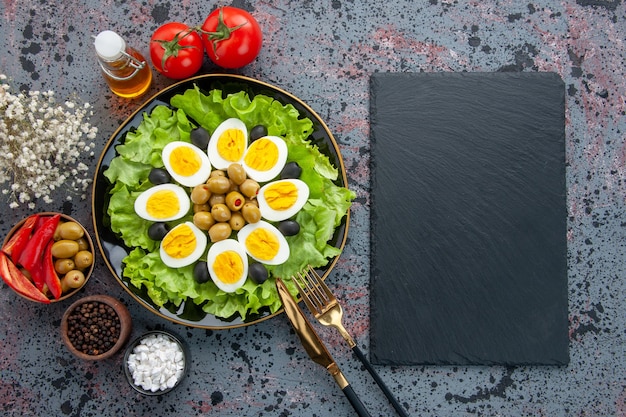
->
[0, 74, 98, 209]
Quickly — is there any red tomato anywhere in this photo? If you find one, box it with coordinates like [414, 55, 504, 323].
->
[150, 22, 204, 79]
[201, 6, 263, 69]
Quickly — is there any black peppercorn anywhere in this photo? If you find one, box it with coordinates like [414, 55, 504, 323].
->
[66, 301, 121, 355]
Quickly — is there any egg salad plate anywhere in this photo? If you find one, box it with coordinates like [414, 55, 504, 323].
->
[92, 74, 355, 329]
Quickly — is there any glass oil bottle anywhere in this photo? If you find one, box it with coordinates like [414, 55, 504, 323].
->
[93, 30, 152, 98]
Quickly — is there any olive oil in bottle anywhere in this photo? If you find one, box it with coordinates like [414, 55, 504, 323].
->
[94, 30, 152, 98]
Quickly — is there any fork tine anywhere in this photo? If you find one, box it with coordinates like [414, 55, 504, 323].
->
[292, 273, 320, 314]
[307, 266, 336, 301]
[294, 266, 329, 314]
[301, 267, 330, 307]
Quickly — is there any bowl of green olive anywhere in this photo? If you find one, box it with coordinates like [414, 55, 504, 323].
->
[0, 212, 95, 303]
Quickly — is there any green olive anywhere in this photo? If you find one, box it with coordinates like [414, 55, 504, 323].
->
[244, 198, 259, 207]
[241, 203, 261, 224]
[53, 224, 63, 241]
[60, 277, 73, 293]
[209, 169, 226, 178]
[191, 184, 211, 205]
[227, 163, 247, 185]
[240, 179, 260, 198]
[193, 211, 216, 231]
[58, 221, 84, 240]
[75, 237, 90, 251]
[228, 178, 239, 193]
[55, 258, 75, 275]
[74, 250, 93, 270]
[194, 203, 210, 213]
[62, 270, 85, 290]
[208, 193, 225, 207]
[225, 191, 245, 211]
[207, 176, 231, 194]
[229, 212, 246, 231]
[51, 240, 80, 259]
[208, 222, 232, 242]
[211, 203, 231, 222]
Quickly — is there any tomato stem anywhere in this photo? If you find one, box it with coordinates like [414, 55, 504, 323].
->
[152, 29, 201, 72]
[197, 7, 248, 60]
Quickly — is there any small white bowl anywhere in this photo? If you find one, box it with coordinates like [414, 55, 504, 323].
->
[123, 330, 188, 395]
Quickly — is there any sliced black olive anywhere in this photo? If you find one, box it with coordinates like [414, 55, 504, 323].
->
[193, 261, 210, 284]
[280, 161, 302, 179]
[190, 126, 210, 149]
[148, 222, 170, 240]
[249, 124, 268, 142]
[248, 263, 268, 284]
[278, 220, 300, 236]
[148, 168, 171, 185]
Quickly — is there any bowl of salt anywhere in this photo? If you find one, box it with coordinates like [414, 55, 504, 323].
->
[123, 330, 188, 395]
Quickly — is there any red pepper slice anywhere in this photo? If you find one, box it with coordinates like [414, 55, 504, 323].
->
[43, 239, 62, 300]
[29, 256, 46, 292]
[0, 251, 50, 304]
[17, 214, 60, 273]
[34, 215, 48, 230]
[1, 214, 39, 259]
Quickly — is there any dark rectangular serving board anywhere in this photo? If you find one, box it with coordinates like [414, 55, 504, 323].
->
[369, 72, 569, 366]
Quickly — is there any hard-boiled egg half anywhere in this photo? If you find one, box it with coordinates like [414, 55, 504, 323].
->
[237, 221, 290, 265]
[257, 179, 310, 222]
[134, 184, 190, 222]
[160, 222, 207, 268]
[206, 239, 249, 293]
[207, 118, 248, 170]
[162, 141, 212, 187]
[242, 136, 288, 182]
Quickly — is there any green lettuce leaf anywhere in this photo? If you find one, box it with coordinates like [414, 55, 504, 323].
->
[116, 106, 191, 167]
[107, 183, 158, 252]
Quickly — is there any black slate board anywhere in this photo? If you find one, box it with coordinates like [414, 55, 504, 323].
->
[369, 72, 568, 366]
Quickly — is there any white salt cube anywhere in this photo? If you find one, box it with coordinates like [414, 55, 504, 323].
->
[166, 375, 177, 388]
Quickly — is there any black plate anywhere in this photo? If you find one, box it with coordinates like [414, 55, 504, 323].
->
[92, 74, 349, 329]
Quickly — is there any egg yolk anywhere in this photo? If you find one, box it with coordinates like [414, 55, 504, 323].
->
[263, 182, 298, 211]
[213, 251, 244, 284]
[146, 190, 181, 219]
[217, 128, 246, 162]
[244, 138, 279, 171]
[245, 228, 280, 261]
[169, 146, 202, 176]
[161, 224, 196, 259]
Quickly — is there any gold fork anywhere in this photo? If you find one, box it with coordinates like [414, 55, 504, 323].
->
[293, 265, 410, 417]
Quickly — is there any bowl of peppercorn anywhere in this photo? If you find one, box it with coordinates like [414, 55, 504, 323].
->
[61, 294, 132, 360]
